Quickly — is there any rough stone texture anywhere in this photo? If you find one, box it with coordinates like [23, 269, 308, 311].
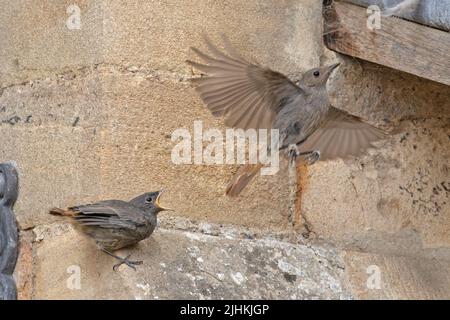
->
[0, 1, 105, 87]
[31, 217, 450, 300]
[33, 221, 351, 300]
[0, 0, 324, 230]
[342, 250, 450, 299]
[326, 55, 450, 126]
[0, 0, 322, 86]
[301, 53, 450, 250]
[0, 69, 292, 230]
[301, 118, 450, 248]
[2, 0, 450, 300]
[14, 230, 34, 300]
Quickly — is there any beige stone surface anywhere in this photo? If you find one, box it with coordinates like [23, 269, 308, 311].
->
[326, 56, 450, 125]
[0, 69, 105, 128]
[341, 250, 450, 299]
[102, 0, 322, 73]
[98, 71, 293, 228]
[14, 230, 34, 300]
[0, 0, 322, 87]
[2, 0, 449, 300]
[33, 221, 352, 300]
[300, 56, 450, 249]
[31, 218, 450, 300]
[0, 0, 105, 87]
[0, 69, 292, 230]
[1, 0, 325, 231]
[0, 125, 102, 229]
[301, 118, 450, 248]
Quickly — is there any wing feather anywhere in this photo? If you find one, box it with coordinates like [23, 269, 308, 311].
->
[70, 201, 146, 229]
[300, 107, 387, 160]
[187, 36, 303, 130]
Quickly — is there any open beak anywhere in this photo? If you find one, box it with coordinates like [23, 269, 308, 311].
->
[327, 62, 341, 75]
[155, 189, 172, 211]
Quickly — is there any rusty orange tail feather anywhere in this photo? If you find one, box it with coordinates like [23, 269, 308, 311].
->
[225, 163, 263, 197]
[49, 207, 75, 217]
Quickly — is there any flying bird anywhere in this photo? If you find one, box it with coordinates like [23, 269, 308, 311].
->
[187, 36, 387, 197]
[50, 190, 170, 270]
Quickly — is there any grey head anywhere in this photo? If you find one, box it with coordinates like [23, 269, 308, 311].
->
[129, 190, 171, 215]
[298, 63, 340, 89]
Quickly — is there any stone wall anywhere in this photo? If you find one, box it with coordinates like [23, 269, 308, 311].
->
[1, 0, 449, 299]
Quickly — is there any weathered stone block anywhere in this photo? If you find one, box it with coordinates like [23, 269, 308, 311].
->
[0, 0, 105, 86]
[33, 222, 352, 299]
[0, 0, 323, 86]
[301, 118, 450, 248]
[0, 126, 102, 228]
[0, 70, 293, 230]
[342, 250, 450, 299]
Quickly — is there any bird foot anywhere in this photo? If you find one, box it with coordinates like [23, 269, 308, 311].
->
[304, 150, 320, 165]
[112, 254, 143, 271]
[287, 146, 320, 166]
[287, 144, 300, 166]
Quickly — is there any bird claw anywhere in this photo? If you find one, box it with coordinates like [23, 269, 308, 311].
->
[305, 150, 320, 165]
[112, 254, 143, 271]
[287, 145, 320, 166]
[288, 144, 300, 166]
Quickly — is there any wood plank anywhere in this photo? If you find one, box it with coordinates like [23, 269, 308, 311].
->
[345, 0, 450, 32]
[324, 1, 450, 86]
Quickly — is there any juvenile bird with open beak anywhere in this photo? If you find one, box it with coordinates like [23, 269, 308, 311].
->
[187, 35, 387, 197]
[49, 190, 171, 270]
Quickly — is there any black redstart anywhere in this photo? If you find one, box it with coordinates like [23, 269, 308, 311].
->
[50, 190, 170, 270]
[186, 36, 387, 196]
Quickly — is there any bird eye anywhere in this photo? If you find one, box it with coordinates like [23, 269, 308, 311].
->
[313, 71, 320, 77]
[146, 197, 153, 203]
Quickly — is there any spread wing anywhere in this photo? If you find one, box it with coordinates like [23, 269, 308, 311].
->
[186, 35, 304, 130]
[299, 107, 387, 161]
[70, 200, 146, 229]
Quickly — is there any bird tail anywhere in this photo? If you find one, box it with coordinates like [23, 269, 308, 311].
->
[225, 163, 263, 197]
[49, 207, 74, 217]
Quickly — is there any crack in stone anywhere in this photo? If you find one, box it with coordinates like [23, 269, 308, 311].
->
[1, 63, 193, 91]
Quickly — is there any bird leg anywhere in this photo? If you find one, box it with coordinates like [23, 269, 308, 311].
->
[285, 148, 320, 227]
[287, 144, 300, 167]
[287, 145, 321, 166]
[298, 150, 321, 165]
[287, 144, 299, 226]
[101, 249, 143, 271]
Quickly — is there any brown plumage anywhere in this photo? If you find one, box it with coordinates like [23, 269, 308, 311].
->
[50, 191, 170, 270]
[225, 163, 264, 197]
[187, 35, 387, 196]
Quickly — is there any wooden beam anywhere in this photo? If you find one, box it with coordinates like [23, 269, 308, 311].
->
[324, 1, 450, 86]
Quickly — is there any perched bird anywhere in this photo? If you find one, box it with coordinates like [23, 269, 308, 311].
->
[49, 190, 170, 270]
[381, 0, 420, 17]
[187, 36, 387, 197]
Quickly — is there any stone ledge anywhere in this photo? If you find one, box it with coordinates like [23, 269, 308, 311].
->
[24, 217, 450, 299]
[32, 221, 351, 300]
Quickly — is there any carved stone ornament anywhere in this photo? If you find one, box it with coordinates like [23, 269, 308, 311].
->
[0, 161, 19, 300]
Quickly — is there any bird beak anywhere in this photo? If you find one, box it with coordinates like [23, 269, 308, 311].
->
[327, 63, 341, 75]
[155, 189, 172, 211]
